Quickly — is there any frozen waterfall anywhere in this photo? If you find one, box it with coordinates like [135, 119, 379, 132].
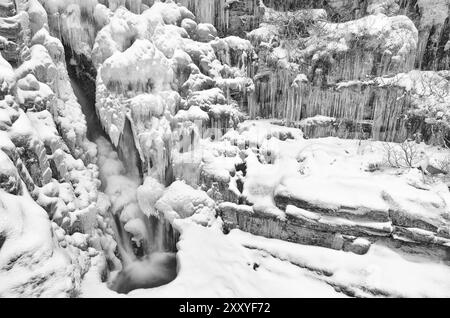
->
[69, 72, 178, 294]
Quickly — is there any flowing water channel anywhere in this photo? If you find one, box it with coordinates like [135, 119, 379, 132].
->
[70, 72, 178, 294]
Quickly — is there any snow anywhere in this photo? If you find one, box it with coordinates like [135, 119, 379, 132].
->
[129, 93, 166, 122]
[155, 180, 215, 222]
[100, 39, 174, 92]
[313, 13, 418, 69]
[230, 230, 450, 298]
[208, 121, 450, 236]
[1, 0, 449, 299]
[174, 105, 209, 123]
[276, 176, 392, 218]
[417, 0, 449, 28]
[340, 70, 450, 134]
[82, 217, 450, 298]
[150, 0, 184, 25]
[137, 176, 165, 217]
[202, 150, 242, 183]
[94, 4, 111, 28]
[152, 24, 186, 58]
[181, 18, 197, 37]
[0, 185, 89, 297]
[285, 204, 393, 236]
[186, 87, 227, 108]
[82, 219, 345, 298]
[0, 53, 14, 93]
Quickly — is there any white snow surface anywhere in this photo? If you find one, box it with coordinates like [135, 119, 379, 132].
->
[0, 187, 90, 297]
[1, 0, 449, 299]
[82, 218, 450, 298]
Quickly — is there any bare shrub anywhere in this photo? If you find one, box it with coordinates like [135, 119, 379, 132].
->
[382, 141, 421, 168]
[262, 8, 327, 58]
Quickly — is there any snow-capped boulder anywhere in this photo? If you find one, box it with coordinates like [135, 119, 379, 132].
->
[155, 180, 215, 222]
[196, 23, 217, 42]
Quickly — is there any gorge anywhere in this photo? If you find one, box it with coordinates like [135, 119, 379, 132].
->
[0, 0, 450, 298]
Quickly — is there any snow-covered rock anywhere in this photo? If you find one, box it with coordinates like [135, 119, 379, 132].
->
[0, 0, 449, 299]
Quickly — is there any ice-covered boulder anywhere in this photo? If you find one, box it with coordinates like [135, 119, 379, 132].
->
[27, 0, 48, 37]
[181, 18, 197, 38]
[155, 180, 216, 223]
[100, 39, 173, 92]
[196, 23, 217, 42]
[137, 176, 165, 217]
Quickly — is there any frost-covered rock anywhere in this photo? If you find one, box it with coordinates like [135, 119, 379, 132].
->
[155, 180, 216, 224]
[181, 18, 197, 38]
[196, 23, 217, 42]
[0, 2, 121, 297]
[100, 39, 173, 92]
[0, 189, 90, 297]
[28, 0, 47, 37]
[137, 176, 165, 217]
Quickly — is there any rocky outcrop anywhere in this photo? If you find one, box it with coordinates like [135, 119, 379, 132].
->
[82, 3, 253, 186]
[0, 0, 119, 297]
[0, 4, 28, 64]
[197, 120, 450, 259]
[172, 1, 450, 145]
[207, 0, 450, 72]
[220, 202, 374, 255]
[220, 187, 450, 256]
[0, 0, 16, 17]
[178, 0, 262, 36]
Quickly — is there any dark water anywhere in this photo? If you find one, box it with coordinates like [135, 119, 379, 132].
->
[70, 76, 104, 141]
[109, 252, 178, 294]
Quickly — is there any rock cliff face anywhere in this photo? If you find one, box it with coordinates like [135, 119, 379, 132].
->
[242, 0, 450, 70]
[182, 0, 450, 70]
[0, 0, 449, 297]
[181, 0, 450, 144]
[251, 1, 450, 144]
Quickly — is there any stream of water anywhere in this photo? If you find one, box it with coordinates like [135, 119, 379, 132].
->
[70, 74, 178, 294]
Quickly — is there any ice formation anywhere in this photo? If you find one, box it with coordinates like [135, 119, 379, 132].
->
[0, 0, 450, 298]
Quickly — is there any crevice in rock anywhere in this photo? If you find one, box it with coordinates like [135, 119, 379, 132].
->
[0, 233, 5, 251]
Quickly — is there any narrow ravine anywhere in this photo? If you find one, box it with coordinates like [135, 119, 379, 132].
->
[70, 75, 104, 141]
[69, 72, 178, 294]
